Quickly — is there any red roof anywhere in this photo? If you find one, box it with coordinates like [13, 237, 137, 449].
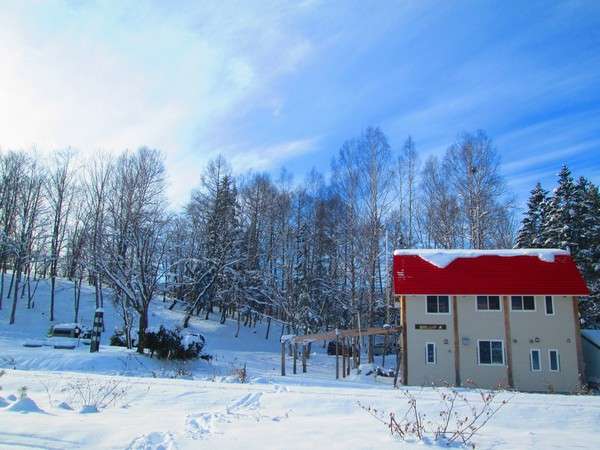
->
[393, 251, 589, 296]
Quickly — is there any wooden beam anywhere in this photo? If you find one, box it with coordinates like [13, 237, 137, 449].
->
[401, 295, 408, 386]
[302, 344, 307, 373]
[502, 296, 514, 389]
[346, 337, 351, 376]
[291, 326, 402, 344]
[293, 342, 298, 375]
[572, 296, 586, 386]
[335, 334, 340, 380]
[452, 295, 461, 387]
[342, 337, 346, 378]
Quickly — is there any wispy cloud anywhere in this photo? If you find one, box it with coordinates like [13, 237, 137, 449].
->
[0, 1, 318, 203]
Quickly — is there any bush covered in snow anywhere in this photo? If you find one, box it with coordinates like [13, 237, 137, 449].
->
[144, 326, 205, 360]
[110, 332, 127, 347]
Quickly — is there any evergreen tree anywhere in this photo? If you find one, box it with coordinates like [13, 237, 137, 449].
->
[516, 182, 547, 248]
[541, 165, 579, 254]
[576, 178, 600, 327]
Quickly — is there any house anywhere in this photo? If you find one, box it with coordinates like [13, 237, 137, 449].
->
[393, 249, 589, 393]
[581, 329, 600, 386]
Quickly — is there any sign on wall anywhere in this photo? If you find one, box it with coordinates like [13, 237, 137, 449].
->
[415, 324, 447, 330]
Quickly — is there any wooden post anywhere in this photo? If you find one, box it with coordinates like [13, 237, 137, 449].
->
[280, 341, 286, 376]
[346, 338, 351, 376]
[401, 296, 408, 385]
[342, 337, 347, 378]
[293, 342, 298, 375]
[302, 344, 307, 373]
[572, 296, 586, 386]
[452, 295, 461, 387]
[335, 331, 340, 380]
[502, 296, 514, 389]
[393, 338, 401, 388]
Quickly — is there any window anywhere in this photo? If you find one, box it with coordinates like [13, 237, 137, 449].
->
[427, 295, 449, 314]
[549, 350, 560, 372]
[511, 296, 535, 311]
[425, 342, 436, 364]
[478, 340, 504, 365]
[545, 296, 554, 315]
[530, 349, 541, 372]
[477, 296, 501, 311]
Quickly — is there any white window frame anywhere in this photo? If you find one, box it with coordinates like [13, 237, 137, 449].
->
[530, 349, 542, 372]
[544, 296, 555, 316]
[477, 339, 505, 366]
[425, 295, 451, 315]
[425, 342, 436, 365]
[476, 295, 502, 312]
[510, 295, 536, 312]
[548, 349, 560, 372]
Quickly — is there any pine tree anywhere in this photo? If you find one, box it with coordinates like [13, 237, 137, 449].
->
[576, 178, 600, 327]
[516, 182, 547, 248]
[541, 165, 579, 253]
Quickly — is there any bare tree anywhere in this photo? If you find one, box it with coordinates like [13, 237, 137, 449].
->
[444, 131, 507, 249]
[100, 148, 168, 353]
[420, 156, 462, 248]
[8, 156, 44, 324]
[45, 150, 75, 321]
[82, 154, 113, 309]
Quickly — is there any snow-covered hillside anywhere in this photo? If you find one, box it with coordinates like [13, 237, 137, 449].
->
[1, 276, 600, 449]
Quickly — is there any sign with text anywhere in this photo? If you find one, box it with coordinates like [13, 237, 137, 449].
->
[415, 324, 447, 330]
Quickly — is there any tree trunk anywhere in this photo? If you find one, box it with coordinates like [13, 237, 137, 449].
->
[50, 275, 56, 321]
[137, 307, 148, 354]
[9, 264, 21, 324]
[0, 263, 5, 309]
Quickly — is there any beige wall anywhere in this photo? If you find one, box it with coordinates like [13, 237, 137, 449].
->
[403, 294, 581, 392]
[509, 295, 579, 392]
[404, 295, 455, 386]
[456, 295, 508, 389]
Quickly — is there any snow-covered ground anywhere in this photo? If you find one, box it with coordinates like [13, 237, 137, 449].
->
[1, 275, 599, 449]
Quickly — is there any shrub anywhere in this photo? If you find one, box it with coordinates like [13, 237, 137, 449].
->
[144, 326, 205, 360]
[360, 386, 512, 448]
[63, 377, 130, 412]
[110, 333, 127, 347]
[232, 363, 248, 383]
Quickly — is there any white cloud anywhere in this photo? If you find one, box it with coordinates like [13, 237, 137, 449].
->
[0, 1, 317, 204]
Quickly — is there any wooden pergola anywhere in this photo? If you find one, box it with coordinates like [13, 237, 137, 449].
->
[279, 326, 402, 380]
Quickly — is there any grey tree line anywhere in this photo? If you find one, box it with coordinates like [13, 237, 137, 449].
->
[0, 128, 517, 359]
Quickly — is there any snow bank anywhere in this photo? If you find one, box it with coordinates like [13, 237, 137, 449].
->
[393, 248, 569, 268]
[5, 396, 45, 413]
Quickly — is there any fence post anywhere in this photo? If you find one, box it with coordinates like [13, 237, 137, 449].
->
[293, 342, 298, 375]
[302, 344, 307, 373]
[280, 341, 286, 376]
[335, 329, 340, 380]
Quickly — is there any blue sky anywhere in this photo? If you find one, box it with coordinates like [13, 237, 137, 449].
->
[1, 1, 599, 206]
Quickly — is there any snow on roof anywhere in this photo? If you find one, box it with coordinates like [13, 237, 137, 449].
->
[582, 330, 600, 348]
[52, 323, 81, 330]
[392, 248, 569, 269]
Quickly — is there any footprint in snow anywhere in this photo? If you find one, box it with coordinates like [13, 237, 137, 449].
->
[186, 392, 267, 440]
[186, 412, 230, 439]
[126, 431, 177, 450]
[226, 392, 262, 413]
